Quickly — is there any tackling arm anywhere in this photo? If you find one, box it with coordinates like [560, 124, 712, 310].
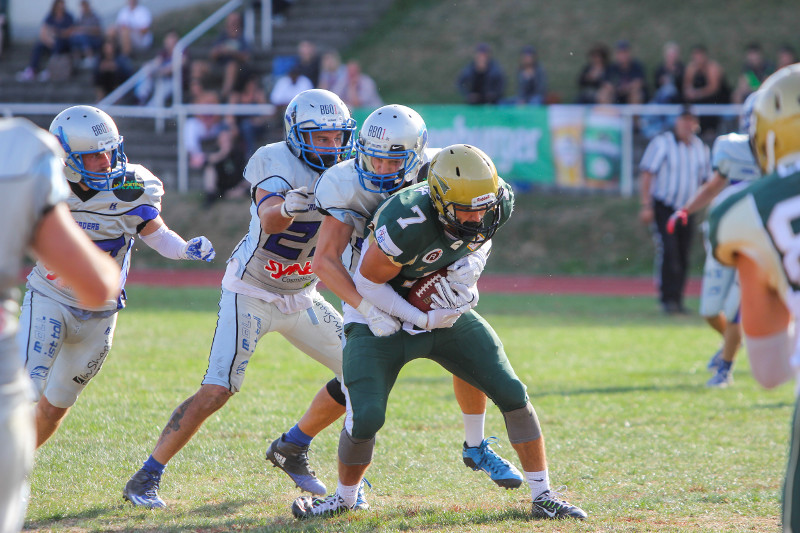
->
[680, 171, 729, 215]
[311, 215, 363, 309]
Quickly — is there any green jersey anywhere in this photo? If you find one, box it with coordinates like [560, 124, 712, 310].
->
[367, 179, 514, 295]
[709, 164, 800, 305]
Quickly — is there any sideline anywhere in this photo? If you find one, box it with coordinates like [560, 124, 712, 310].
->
[123, 269, 701, 297]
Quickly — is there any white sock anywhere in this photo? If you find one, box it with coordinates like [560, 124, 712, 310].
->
[525, 470, 550, 499]
[336, 480, 360, 508]
[462, 413, 485, 447]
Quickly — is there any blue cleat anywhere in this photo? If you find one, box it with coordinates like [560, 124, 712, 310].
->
[266, 434, 327, 495]
[123, 468, 166, 508]
[707, 365, 733, 388]
[707, 348, 723, 372]
[354, 478, 371, 511]
[462, 437, 523, 489]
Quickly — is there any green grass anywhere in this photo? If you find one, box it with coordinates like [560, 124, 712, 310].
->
[24, 286, 791, 532]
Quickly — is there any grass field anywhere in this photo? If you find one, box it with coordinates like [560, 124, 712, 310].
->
[24, 286, 792, 532]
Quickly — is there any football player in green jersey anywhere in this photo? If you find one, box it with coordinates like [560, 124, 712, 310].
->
[709, 64, 800, 531]
[292, 144, 587, 521]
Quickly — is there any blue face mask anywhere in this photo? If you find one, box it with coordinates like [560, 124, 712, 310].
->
[355, 142, 421, 194]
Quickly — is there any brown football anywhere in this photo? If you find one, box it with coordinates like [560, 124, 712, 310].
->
[406, 267, 448, 311]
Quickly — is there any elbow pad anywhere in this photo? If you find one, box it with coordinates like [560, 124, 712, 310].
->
[745, 328, 795, 389]
[353, 269, 427, 329]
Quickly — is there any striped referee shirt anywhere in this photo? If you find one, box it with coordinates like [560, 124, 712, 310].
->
[640, 131, 710, 209]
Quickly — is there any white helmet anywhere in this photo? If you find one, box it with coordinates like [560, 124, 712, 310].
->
[284, 89, 356, 171]
[49, 105, 127, 191]
[739, 91, 759, 134]
[355, 104, 427, 193]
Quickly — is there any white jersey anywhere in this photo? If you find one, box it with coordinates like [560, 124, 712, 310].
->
[27, 163, 163, 313]
[0, 118, 69, 382]
[227, 142, 323, 298]
[710, 133, 761, 206]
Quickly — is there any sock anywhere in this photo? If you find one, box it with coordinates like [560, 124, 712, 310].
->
[526, 470, 550, 499]
[143, 455, 166, 476]
[462, 413, 485, 448]
[284, 424, 313, 447]
[336, 480, 360, 508]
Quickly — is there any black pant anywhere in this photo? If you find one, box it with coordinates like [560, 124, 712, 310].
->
[652, 199, 696, 307]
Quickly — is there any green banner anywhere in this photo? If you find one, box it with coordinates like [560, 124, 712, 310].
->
[353, 105, 555, 185]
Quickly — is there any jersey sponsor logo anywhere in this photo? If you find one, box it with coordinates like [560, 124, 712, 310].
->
[30, 365, 50, 380]
[109, 202, 118, 210]
[77, 221, 101, 231]
[375, 225, 403, 257]
[421, 248, 443, 263]
[264, 259, 314, 279]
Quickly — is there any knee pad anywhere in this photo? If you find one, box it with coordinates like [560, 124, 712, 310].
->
[326, 378, 346, 407]
[338, 429, 374, 465]
[503, 402, 542, 444]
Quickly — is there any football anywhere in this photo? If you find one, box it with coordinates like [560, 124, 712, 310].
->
[406, 267, 448, 311]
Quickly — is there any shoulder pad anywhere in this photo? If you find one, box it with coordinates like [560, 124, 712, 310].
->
[245, 142, 301, 189]
[112, 164, 164, 209]
[0, 118, 64, 179]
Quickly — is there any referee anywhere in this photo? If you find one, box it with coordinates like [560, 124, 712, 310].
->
[639, 106, 710, 314]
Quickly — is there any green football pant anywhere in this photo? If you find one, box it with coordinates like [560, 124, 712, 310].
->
[342, 310, 529, 440]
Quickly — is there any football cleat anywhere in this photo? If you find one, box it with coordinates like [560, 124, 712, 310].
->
[292, 493, 352, 519]
[462, 437, 523, 489]
[266, 434, 327, 495]
[706, 366, 733, 388]
[531, 489, 587, 520]
[706, 348, 723, 372]
[354, 478, 371, 511]
[123, 468, 166, 509]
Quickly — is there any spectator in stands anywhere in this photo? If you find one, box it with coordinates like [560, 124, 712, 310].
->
[456, 42, 506, 104]
[93, 37, 133, 101]
[210, 11, 251, 99]
[185, 91, 247, 207]
[317, 49, 346, 92]
[683, 45, 729, 133]
[270, 64, 313, 106]
[512, 45, 547, 105]
[17, 0, 74, 82]
[576, 43, 614, 104]
[108, 0, 152, 58]
[331, 59, 383, 109]
[652, 41, 684, 104]
[188, 59, 212, 101]
[732, 42, 772, 104]
[296, 40, 321, 87]
[229, 70, 271, 160]
[777, 45, 797, 70]
[135, 29, 187, 107]
[607, 39, 646, 104]
[70, 0, 103, 69]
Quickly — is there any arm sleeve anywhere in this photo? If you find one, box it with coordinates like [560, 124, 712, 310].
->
[353, 266, 427, 328]
[139, 225, 187, 260]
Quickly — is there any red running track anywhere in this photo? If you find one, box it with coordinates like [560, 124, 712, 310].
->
[123, 269, 701, 297]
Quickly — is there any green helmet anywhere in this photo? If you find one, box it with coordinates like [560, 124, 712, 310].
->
[427, 144, 504, 244]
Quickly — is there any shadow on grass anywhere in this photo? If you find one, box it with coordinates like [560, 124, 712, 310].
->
[24, 505, 112, 529]
[534, 383, 701, 398]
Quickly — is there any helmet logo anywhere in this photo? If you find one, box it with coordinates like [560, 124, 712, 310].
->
[436, 175, 451, 194]
[472, 193, 496, 207]
[422, 249, 443, 263]
[319, 104, 338, 115]
[367, 125, 386, 139]
[91, 122, 111, 136]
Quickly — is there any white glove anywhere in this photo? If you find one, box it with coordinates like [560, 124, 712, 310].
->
[451, 282, 479, 309]
[430, 279, 477, 309]
[182, 236, 215, 261]
[424, 307, 466, 329]
[357, 299, 401, 337]
[280, 186, 310, 218]
[446, 252, 487, 287]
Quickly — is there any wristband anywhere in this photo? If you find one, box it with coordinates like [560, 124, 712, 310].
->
[256, 192, 285, 213]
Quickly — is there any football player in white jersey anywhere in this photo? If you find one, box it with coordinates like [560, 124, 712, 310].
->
[668, 93, 761, 387]
[0, 117, 119, 533]
[708, 64, 800, 532]
[308, 104, 523, 489]
[124, 89, 359, 508]
[18, 105, 215, 454]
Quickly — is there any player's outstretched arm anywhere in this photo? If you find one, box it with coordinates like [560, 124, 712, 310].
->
[254, 186, 311, 235]
[735, 253, 794, 388]
[32, 203, 120, 308]
[312, 215, 362, 308]
[139, 216, 215, 262]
